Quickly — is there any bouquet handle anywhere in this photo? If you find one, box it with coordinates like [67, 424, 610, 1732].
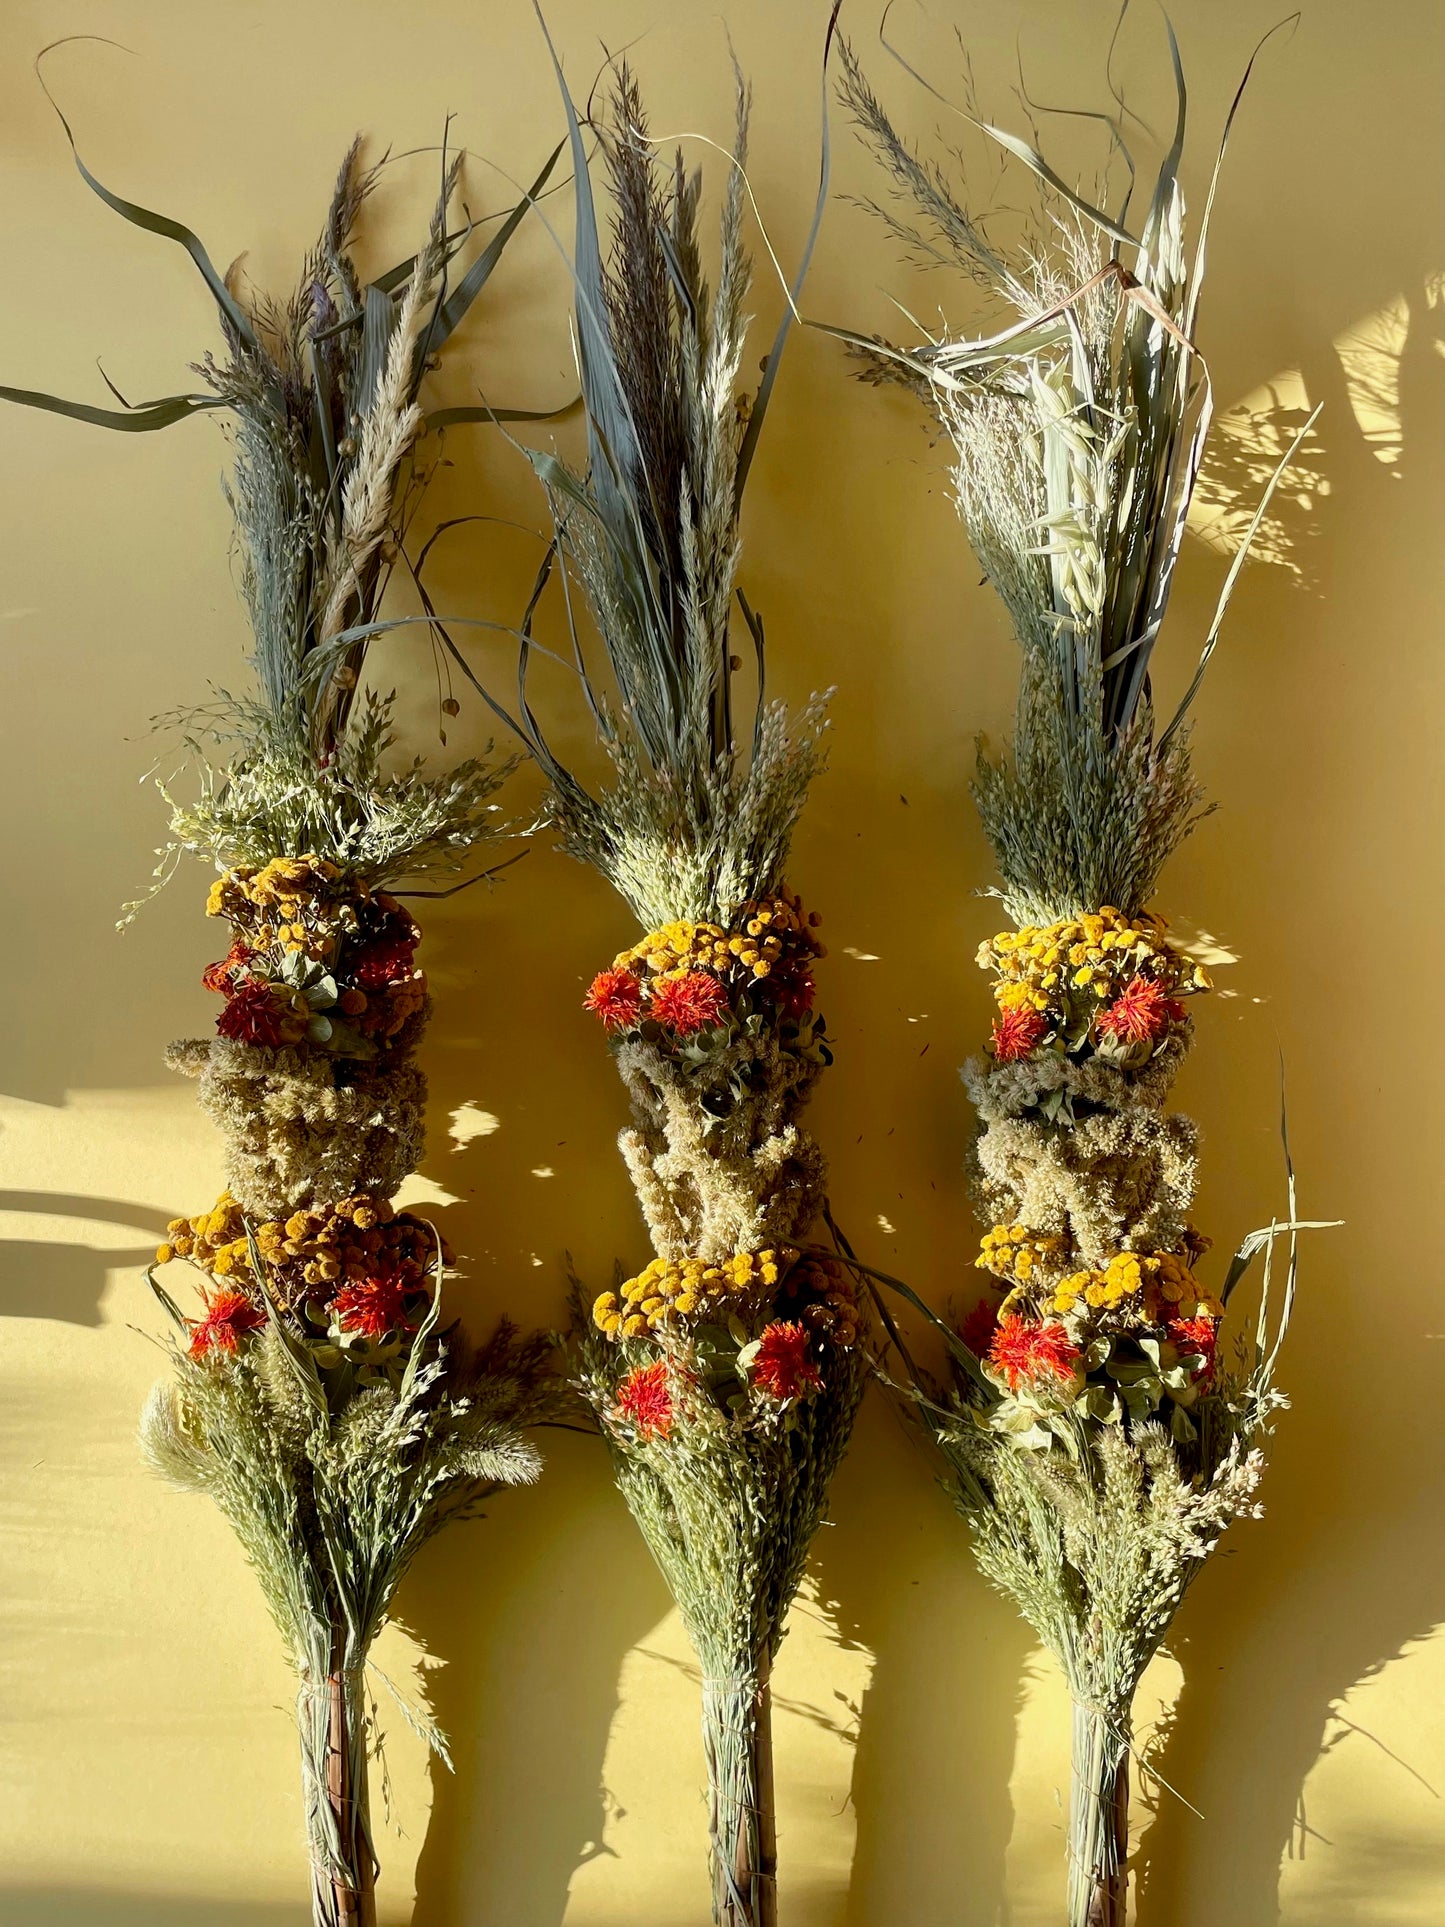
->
[300, 1632, 377, 1927]
[702, 1643, 778, 1927]
[1066, 1696, 1131, 1927]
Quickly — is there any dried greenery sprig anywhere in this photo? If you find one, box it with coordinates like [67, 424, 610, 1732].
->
[491, 41, 831, 928]
[836, 16, 1314, 922]
[2, 73, 564, 900]
[144, 1254, 569, 1927]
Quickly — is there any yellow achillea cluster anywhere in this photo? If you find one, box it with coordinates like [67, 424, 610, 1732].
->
[157, 1190, 449, 1306]
[977, 1222, 1068, 1285]
[207, 855, 356, 962]
[978, 906, 1210, 1015]
[1049, 1247, 1223, 1323]
[593, 1248, 790, 1338]
[614, 891, 824, 986]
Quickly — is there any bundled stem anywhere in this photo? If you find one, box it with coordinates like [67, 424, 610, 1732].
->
[513, 31, 858, 1921]
[15, 82, 570, 1927]
[703, 1654, 778, 1927]
[300, 1646, 376, 1927]
[1067, 1699, 1130, 1927]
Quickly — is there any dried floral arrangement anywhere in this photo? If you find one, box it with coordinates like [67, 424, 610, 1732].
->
[839, 19, 1321, 1924]
[2, 104, 569, 1927]
[484, 34, 867, 1927]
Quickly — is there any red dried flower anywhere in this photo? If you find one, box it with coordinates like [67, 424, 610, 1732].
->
[959, 1296, 1001, 1357]
[215, 977, 291, 1047]
[987, 1313, 1082, 1394]
[650, 971, 730, 1035]
[1168, 1314, 1218, 1384]
[991, 1004, 1047, 1063]
[188, 1288, 265, 1360]
[1096, 975, 1185, 1046]
[616, 1361, 674, 1439]
[584, 967, 644, 1031]
[751, 1321, 823, 1400]
[202, 940, 253, 995]
[331, 1269, 420, 1340]
[351, 936, 418, 990]
[770, 958, 817, 1020]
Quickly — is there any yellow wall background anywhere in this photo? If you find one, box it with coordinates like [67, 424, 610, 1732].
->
[1, 2, 1440, 1921]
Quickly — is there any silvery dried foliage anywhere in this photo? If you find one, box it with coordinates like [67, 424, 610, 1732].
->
[838, 21, 1314, 923]
[0, 107, 561, 904]
[504, 59, 830, 928]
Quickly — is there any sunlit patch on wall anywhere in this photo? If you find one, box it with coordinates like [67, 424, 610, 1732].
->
[877, 1214, 895, 1234]
[395, 1175, 462, 1210]
[843, 947, 881, 962]
[1335, 295, 1410, 468]
[531, 1166, 555, 1178]
[1189, 367, 1326, 573]
[1176, 925, 1240, 969]
[447, 1102, 501, 1151]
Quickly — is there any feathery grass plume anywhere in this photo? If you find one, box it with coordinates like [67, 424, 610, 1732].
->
[840, 15, 1324, 1923]
[145, 1245, 572, 1927]
[500, 51, 831, 930]
[2, 83, 567, 900]
[497, 22, 861, 1924]
[836, 17, 1315, 924]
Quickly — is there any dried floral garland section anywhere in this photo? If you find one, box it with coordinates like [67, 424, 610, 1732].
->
[841, 17, 1319, 1927]
[0, 92, 564, 1927]
[472, 25, 863, 1923]
[173, 857, 432, 1216]
[584, 896, 831, 1264]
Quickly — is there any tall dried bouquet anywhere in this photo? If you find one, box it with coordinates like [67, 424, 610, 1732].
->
[3, 101, 570, 1927]
[839, 19, 1322, 1924]
[483, 34, 867, 1927]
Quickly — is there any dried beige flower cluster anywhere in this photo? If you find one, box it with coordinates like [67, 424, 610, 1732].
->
[166, 1022, 430, 1219]
[966, 1043, 1200, 1276]
[615, 1026, 828, 1265]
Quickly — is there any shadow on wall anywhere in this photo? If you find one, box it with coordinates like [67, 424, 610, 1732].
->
[405, 1437, 670, 1927]
[1130, 279, 1445, 1925]
[0, 1192, 175, 1324]
[396, 858, 680, 1927]
[810, 1396, 1035, 1927]
[0, 1894, 308, 1926]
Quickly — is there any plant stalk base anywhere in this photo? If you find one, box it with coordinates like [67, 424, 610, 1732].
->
[703, 1647, 778, 1927]
[1067, 1697, 1130, 1927]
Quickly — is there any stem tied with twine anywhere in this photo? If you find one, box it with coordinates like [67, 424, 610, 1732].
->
[702, 1648, 779, 1927]
[298, 1640, 376, 1927]
[1067, 1697, 1131, 1927]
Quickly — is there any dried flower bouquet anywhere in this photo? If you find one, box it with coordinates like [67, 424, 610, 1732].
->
[495, 41, 868, 1927]
[3, 116, 567, 1927]
[841, 21, 1318, 1925]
